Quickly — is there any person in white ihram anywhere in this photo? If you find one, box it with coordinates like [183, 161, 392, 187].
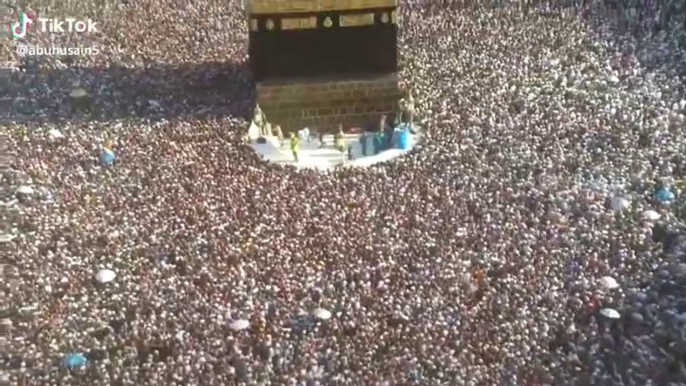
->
[273, 125, 284, 147]
[299, 127, 310, 144]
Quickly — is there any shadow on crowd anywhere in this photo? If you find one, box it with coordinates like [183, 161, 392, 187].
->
[5, 59, 255, 125]
[583, 0, 686, 66]
[429, 0, 686, 75]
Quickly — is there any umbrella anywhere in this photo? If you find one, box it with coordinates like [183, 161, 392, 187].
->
[70, 88, 88, 98]
[599, 308, 621, 319]
[63, 353, 88, 368]
[227, 319, 250, 331]
[642, 210, 660, 221]
[0, 232, 15, 243]
[95, 269, 116, 283]
[100, 149, 115, 165]
[672, 263, 686, 278]
[312, 308, 332, 320]
[599, 276, 619, 289]
[611, 196, 630, 212]
[656, 187, 675, 203]
[388, 312, 410, 327]
[16, 186, 34, 195]
[48, 129, 64, 139]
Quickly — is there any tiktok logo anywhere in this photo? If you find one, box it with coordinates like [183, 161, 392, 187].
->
[11, 13, 32, 39]
[9, 12, 97, 39]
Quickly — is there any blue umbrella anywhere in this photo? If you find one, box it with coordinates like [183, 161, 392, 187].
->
[656, 187, 675, 203]
[100, 149, 116, 165]
[63, 353, 88, 368]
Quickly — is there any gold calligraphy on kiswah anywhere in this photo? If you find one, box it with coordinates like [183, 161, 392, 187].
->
[339, 13, 374, 27]
[281, 16, 318, 30]
[249, 0, 397, 14]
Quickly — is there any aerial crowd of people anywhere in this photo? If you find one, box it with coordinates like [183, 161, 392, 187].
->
[3, 0, 686, 385]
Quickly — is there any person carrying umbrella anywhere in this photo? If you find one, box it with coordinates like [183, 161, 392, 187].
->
[290, 133, 299, 162]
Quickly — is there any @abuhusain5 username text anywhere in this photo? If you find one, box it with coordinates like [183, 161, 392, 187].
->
[15, 43, 100, 57]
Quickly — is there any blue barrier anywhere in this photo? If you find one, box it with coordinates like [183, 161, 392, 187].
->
[397, 127, 411, 150]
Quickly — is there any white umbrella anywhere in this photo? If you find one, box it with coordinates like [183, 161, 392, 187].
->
[227, 319, 250, 331]
[671, 263, 686, 278]
[599, 308, 621, 319]
[95, 269, 116, 283]
[599, 276, 619, 289]
[641, 210, 660, 221]
[48, 129, 64, 139]
[312, 308, 332, 320]
[16, 186, 34, 195]
[611, 196, 630, 212]
[70, 88, 88, 98]
[0, 233, 15, 243]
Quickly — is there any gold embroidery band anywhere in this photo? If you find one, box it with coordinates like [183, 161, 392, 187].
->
[339, 13, 374, 27]
[281, 16, 318, 30]
[249, 0, 397, 14]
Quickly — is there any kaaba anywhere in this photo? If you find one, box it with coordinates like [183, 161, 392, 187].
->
[248, 0, 401, 133]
